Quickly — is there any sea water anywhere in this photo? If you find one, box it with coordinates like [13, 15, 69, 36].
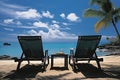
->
[0, 41, 110, 58]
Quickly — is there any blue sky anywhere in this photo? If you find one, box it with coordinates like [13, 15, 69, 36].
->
[0, 0, 120, 42]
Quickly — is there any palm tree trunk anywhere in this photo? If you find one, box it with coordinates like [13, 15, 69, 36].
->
[112, 18, 120, 44]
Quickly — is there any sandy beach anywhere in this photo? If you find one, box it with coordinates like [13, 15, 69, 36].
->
[0, 55, 120, 80]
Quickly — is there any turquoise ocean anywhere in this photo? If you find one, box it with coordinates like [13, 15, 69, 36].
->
[0, 41, 110, 58]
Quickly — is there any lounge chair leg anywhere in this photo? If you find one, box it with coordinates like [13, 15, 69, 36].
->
[73, 58, 76, 70]
[48, 56, 49, 64]
[42, 58, 46, 70]
[17, 61, 22, 70]
[69, 56, 71, 64]
[43, 62, 46, 70]
[95, 52, 102, 70]
[28, 60, 30, 65]
[96, 60, 101, 70]
[88, 59, 91, 63]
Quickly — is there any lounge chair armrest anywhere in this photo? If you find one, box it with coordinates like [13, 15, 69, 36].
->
[45, 50, 49, 64]
[69, 49, 75, 65]
[70, 49, 74, 56]
[45, 50, 48, 57]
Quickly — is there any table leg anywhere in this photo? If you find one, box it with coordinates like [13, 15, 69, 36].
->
[51, 56, 53, 68]
[65, 55, 68, 68]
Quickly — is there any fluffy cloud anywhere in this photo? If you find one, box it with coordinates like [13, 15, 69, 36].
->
[50, 24, 60, 29]
[16, 9, 54, 19]
[60, 13, 65, 19]
[33, 21, 61, 30]
[16, 8, 41, 19]
[33, 21, 48, 28]
[27, 28, 77, 40]
[28, 29, 37, 35]
[42, 11, 54, 18]
[60, 13, 79, 22]
[27, 20, 76, 40]
[4, 19, 14, 24]
[3, 19, 22, 26]
[67, 13, 79, 22]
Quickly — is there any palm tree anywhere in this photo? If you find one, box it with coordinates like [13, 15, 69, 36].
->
[84, 0, 120, 43]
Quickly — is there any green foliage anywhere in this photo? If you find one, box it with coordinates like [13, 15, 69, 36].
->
[84, 9, 105, 18]
[84, 0, 120, 34]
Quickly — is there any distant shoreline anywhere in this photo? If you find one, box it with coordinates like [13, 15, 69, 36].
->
[0, 48, 120, 60]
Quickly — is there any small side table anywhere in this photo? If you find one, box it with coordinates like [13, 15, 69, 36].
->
[51, 54, 68, 69]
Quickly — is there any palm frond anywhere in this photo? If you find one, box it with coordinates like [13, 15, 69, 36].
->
[102, 1, 112, 13]
[84, 9, 105, 18]
[94, 13, 112, 33]
[113, 8, 120, 23]
[115, 15, 120, 23]
[90, 0, 102, 5]
[117, 8, 120, 13]
[90, 0, 113, 13]
[90, 0, 109, 6]
[94, 18, 106, 33]
[114, 8, 120, 14]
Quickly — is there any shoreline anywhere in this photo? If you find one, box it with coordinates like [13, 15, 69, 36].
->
[0, 48, 120, 60]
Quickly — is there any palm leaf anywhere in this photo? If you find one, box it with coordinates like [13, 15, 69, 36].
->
[113, 8, 120, 15]
[90, 0, 109, 6]
[112, 8, 120, 23]
[117, 8, 120, 13]
[84, 9, 105, 18]
[115, 15, 120, 23]
[94, 13, 112, 33]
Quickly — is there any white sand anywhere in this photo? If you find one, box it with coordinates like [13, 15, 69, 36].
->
[0, 55, 120, 80]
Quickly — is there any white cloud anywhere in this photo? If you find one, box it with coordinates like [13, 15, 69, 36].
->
[16, 21, 22, 25]
[64, 27, 71, 30]
[4, 19, 14, 24]
[33, 21, 48, 28]
[63, 22, 68, 26]
[50, 24, 60, 29]
[16, 8, 41, 19]
[3, 19, 22, 26]
[42, 11, 54, 18]
[0, 1, 27, 10]
[52, 20, 59, 24]
[60, 13, 65, 19]
[4, 28, 14, 31]
[0, 1, 27, 16]
[60, 13, 80, 22]
[28, 29, 37, 35]
[27, 28, 77, 41]
[16, 25, 36, 29]
[67, 13, 79, 22]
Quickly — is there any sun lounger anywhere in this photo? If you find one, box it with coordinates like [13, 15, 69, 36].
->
[14, 36, 49, 71]
[69, 35, 103, 70]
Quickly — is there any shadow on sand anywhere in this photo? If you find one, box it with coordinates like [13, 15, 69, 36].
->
[1, 63, 120, 79]
[50, 66, 69, 71]
[70, 63, 120, 79]
[3, 64, 47, 79]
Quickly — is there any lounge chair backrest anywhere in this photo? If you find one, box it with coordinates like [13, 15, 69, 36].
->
[75, 35, 101, 58]
[18, 36, 44, 58]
